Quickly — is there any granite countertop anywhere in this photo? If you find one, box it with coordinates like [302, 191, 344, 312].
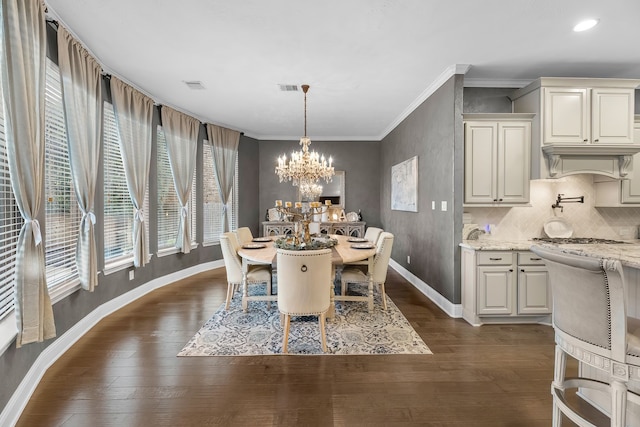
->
[460, 239, 640, 269]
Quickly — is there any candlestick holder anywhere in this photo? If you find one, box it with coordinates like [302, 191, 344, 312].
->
[274, 202, 329, 244]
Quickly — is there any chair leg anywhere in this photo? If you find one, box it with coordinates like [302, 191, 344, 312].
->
[319, 312, 327, 353]
[341, 279, 347, 296]
[267, 279, 272, 310]
[552, 346, 566, 427]
[611, 380, 628, 427]
[225, 282, 234, 310]
[282, 314, 290, 354]
[379, 282, 387, 311]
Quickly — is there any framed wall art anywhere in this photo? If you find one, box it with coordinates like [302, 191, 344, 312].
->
[391, 156, 418, 212]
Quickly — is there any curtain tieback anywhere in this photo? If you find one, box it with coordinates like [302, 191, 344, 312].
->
[134, 209, 145, 222]
[180, 206, 188, 218]
[26, 219, 42, 246]
[222, 204, 228, 213]
[82, 211, 96, 232]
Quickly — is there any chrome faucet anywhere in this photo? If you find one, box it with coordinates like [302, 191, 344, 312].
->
[551, 193, 584, 212]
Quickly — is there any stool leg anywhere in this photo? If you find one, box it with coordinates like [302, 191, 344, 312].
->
[611, 380, 628, 427]
[282, 314, 290, 354]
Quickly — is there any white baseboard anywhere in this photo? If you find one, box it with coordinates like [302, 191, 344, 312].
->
[0, 260, 224, 427]
[389, 259, 462, 318]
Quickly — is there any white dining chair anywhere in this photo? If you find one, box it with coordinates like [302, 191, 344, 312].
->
[276, 248, 332, 353]
[341, 232, 393, 311]
[363, 227, 383, 244]
[220, 232, 272, 310]
[531, 245, 640, 426]
[235, 227, 253, 245]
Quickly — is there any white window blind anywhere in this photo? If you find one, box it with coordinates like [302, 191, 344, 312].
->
[157, 126, 179, 250]
[0, 74, 22, 320]
[44, 59, 81, 288]
[202, 140, 238, 243]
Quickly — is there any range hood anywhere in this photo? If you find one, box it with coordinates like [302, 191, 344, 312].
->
[541, 143, 640, 179]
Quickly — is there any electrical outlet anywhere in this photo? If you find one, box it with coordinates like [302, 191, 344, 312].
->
[407, 255, 411, 264]
[431, 201, 435, 210]
[129, 270, 134, 281]
[441, 201, 447, 211]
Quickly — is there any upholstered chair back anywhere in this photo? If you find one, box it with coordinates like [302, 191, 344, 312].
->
[220, 232, 243, 284]
[530, 245, 627, 361]
[371, 232, 394, 283]
[276, 249, 332, 316]
[235, 227, 253, 245]
[364, 227, 383, 244]
[309, 222, 321, 235]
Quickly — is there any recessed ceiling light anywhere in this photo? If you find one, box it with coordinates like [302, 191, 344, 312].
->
[573, 19, 599, 32]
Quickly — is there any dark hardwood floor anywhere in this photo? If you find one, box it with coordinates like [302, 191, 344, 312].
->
[16, 267, 604, 426]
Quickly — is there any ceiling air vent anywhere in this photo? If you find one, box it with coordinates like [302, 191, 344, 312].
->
[184, 81, 205, 90]
[278, 84, 298, 92]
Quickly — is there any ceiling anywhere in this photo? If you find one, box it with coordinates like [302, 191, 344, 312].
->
[45, 0, 640, 141]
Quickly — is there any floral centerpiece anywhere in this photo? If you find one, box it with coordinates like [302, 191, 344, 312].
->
[274, 235, 337, 251]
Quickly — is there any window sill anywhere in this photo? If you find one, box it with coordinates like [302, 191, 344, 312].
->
[202, 241, 221, 247]
[0, 312, 17, 356]
[104, 257, 134, 275]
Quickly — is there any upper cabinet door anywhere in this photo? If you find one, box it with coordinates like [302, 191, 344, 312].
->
[591, 88, 635, 144]
[497, 122, 531, 203]
[464, 122, 498, 204]
[543, 87, 589, 144]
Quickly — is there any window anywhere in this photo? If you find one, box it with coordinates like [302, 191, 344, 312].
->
[0, 74, 22, 321]
[44, 59, 81, 288]
[202, 140, 238, 244]
[103, 102, 151, 266]
[157, 126, 197, 251]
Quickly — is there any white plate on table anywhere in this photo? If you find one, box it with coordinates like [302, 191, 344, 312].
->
[543, 217, 573, 238]
[347, 237, 368, 243]
[252, 237, 272, 242]
[242, 243, 267, 249]
[351, 243, 375, 249]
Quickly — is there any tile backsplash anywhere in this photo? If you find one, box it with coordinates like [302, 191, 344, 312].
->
[464, 174, 640, 240]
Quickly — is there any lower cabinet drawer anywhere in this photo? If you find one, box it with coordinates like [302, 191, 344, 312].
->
[476, 251, 514, 266]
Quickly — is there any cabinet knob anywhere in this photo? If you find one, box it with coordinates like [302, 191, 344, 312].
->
[594, 139, 599, 142]
[583, 139, 588, 142]
[489, 257, 502, 261]
[521, 269, 525, 272]
[493, 199, 497, 202]
[498, 198, 503, 202]
[531, 257, 542, 261]
[509, 269, 513, 273]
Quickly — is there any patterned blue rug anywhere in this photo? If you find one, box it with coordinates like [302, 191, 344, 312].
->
[178, 283, 431, 356]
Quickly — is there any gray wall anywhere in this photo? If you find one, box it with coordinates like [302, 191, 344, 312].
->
[463, 87, 515, 113]
[257, 140, 381, 230]
[238, 135, 261, 236]
[380, 75, 465, 304]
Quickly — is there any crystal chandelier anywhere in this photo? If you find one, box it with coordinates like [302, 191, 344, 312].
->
[299, 180, 323, 199]
[275, 84, 334, 187]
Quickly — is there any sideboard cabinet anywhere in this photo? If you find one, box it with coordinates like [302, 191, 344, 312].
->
[262, 221, 365, 238]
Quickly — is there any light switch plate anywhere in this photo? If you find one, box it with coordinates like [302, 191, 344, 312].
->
[431, 201, 435, 210]
[129, 270, 134, 281]
[441, 201, 447, 211]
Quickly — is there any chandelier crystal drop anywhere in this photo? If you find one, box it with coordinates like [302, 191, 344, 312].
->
[275, 84, 335, 187]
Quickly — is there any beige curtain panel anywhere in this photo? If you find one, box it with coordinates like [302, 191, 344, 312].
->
[110, 77, 154, 267]
[160, 106, 199, 253]
[206, 124, 239, 233]
[57, 26, 103, 292]
[1, 0, 56, 347]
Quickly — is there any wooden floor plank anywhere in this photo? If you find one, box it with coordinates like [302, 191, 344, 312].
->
[15, 267, 607, 426]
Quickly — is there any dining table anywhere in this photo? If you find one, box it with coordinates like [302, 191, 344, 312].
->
[237, 234, 377, 319]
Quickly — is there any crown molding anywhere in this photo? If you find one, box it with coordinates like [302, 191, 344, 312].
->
[463, 78, 533, 88]
[377, 64, 471, 140]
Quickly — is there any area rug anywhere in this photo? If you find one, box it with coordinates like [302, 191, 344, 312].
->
[178, 283, 431, 356]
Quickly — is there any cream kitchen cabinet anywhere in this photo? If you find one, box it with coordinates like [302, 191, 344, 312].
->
[463, 114, 533, 206]
[461, 247, 551, 326]
[594, 116, 640, 206]
[511, 78, 640, 179]
[543, 86, 635, 145]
